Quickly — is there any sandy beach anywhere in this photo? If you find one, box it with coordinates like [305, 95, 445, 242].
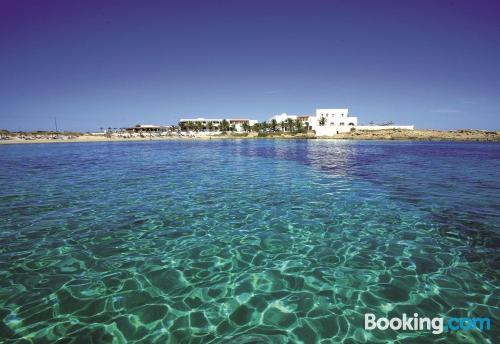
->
[0, 135, 202, 145]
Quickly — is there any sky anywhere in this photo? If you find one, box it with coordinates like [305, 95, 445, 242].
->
[1, 0, 499, 131]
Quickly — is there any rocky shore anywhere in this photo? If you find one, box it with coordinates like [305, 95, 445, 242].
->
[1, 129, 499, 144]
[334, 129, 500, 142]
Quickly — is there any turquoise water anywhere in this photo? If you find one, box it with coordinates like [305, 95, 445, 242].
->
[0, 139, 498, 343]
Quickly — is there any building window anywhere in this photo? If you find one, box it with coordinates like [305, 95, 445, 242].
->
[340, 122, 345, 126]
[348, 122, 354, 126]
[330, 122, 335, 126]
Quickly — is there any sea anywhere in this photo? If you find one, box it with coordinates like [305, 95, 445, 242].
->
[0, 139, 498, 343]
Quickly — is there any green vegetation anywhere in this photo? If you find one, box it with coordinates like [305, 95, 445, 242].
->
[251, 119, 308, 134]
[319, 116, 327, 126]
[176, 118, 311, 135]
[220, 119, 230, 132]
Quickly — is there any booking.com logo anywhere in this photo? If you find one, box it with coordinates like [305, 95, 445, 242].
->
[365, 313, 491, 334]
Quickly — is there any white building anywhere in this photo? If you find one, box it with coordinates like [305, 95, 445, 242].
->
[269, 108, 414, 136]
[268, 113, 310, 131]
[178, 118, 258, 132]
[268, 109, 355, 134]
[269, 113, 297, 123]
[309, 108, 357, 136]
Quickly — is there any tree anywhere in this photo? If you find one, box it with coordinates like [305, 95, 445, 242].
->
[270, 119, 278, 132]
[242, 122, 250, 132]
[220, 119, 229, 132]
[252, 123, 260, 132]
[294, 118, 303, 133]
[207, 121, 214, 131]
[261, 121, 268, 132]
[194, 122, 203, 132]
[286, 118, 294, 132]
[319, 116, 327, 126]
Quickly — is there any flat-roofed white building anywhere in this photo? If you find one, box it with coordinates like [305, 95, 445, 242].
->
[269, 109, 356, 134]
[179, 118, 223, 130]
[309, 108, 358, 136]
[178, 117, 257, 132]
[355, 124, 414, 131]
[268, 113, 310, 131]
[228, 119, 252, 132]
[269, 113, 297, 123]
[270, 108, 413, 136]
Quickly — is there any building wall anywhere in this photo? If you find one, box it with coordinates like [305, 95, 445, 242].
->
[356, 125, 415, 131]
[269, 113, 297, 123]
[179, 118, 256, 132]
[308, 108, 358, 136]
[311, 108, 355, 126]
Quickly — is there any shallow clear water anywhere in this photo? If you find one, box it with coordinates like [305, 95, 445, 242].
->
[0, 139, 498, 343]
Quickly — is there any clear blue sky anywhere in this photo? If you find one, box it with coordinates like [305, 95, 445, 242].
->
[1, 0, 499, 131]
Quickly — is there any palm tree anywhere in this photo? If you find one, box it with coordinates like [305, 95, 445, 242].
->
[270, 119, 278, 132]
[286, 118, 294, 132]
[207, 121, 214, 131]
[294, 118, 303, 133]
[195, 122, 203, 132]
[220, 119, 229, 132]
[261, 121, 268, 132]
[242, 122, 250, 133]
[319, 116, 327, 126]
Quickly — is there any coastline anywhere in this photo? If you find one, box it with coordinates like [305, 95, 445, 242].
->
[333, 129, 500, 142]
[1, 129, 499, 145]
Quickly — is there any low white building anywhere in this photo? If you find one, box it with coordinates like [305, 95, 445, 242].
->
[178, 118, 258, 132]
[268, 109, 356, 134]
[355, 124, 414, 131]
[269, 108, 413, 136]
[309, 108, 357, 136]
[269, 113, 297, 123]
[268, 113, 310, 131]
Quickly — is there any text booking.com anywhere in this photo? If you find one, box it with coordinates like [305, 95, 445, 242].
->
[365, 313, 491, 334]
